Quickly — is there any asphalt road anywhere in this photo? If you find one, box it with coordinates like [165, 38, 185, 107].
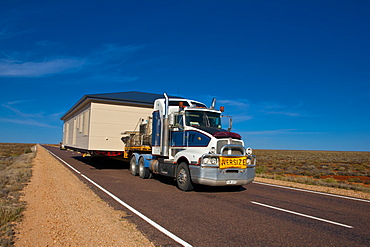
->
[43, 145, 370, 246]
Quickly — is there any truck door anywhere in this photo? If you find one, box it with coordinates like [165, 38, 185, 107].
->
[170, 114, 186, 147]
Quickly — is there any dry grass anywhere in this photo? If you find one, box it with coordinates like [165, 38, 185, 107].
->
[0, 143, 35, 247]
[253, 149, 370, 193]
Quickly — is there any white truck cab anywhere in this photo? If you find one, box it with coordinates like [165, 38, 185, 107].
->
[145, 94, 256, 191]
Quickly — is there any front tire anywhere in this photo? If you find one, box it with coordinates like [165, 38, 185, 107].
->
[130, 155, 138, 176]
[176, 162, 194, 191]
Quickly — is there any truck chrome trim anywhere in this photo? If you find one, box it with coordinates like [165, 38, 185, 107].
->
[161, 93, 170, 157]
[247, 155, 257, 168]
[201, 164, 219, 168]
[220, 144, 246, 156]
[189, 164, 255, 186]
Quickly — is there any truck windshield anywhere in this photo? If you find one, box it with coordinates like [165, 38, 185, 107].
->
[185, 111, 222, 128]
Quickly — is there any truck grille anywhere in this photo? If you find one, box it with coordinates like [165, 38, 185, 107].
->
[217, 140, 243, 155]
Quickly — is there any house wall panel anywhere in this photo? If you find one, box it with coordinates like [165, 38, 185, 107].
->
[88, 103, 152, 151]
[63, 104, 91, 150]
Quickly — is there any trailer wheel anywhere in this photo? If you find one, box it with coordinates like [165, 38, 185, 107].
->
[130, 155, 138, 176]
[138, 157, 150, 179]
[176, 162, 194, 191]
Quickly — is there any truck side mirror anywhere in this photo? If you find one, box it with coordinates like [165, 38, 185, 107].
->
[169, 114, 174, 126]
[228, 117, 233, 131]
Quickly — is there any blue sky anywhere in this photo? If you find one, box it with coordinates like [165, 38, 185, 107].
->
[0, 0, 369, 151]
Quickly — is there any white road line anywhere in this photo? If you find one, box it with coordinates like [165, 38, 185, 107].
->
[47, 150, 81, 174]
[44, 147, 193, 247]
[251, 201, 354, 229]
[253, 181, 370, 203]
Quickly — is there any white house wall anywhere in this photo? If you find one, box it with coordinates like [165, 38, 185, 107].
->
[63, 104, 91, 150]
[88, 102, 152, 151]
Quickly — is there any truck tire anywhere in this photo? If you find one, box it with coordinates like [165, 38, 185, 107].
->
[130, 155, 138, 176]
[176, 162, 194, 191]
[138, 157, 150, 179]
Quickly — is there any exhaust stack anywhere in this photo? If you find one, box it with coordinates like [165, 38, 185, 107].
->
[161, 93, 170, 157]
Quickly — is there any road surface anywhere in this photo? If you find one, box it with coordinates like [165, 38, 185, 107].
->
[43, 145, 370, 246]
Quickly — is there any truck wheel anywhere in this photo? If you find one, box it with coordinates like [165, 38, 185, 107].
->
[176, 162, 194, 191]
[138, 157, 150, 179]
[130, 155, 138, 176]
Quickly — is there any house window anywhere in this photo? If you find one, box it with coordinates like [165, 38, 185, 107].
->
[83, 110, 90, 136]
[72, 118, 77, 145]
[65, 122, 69, 145]
[79, 114, 83, 133]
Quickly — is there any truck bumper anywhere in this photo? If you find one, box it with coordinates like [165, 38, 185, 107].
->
[189, 166, 255, 186]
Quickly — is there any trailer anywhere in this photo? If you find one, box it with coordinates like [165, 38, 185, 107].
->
[61, 91, 256, 191]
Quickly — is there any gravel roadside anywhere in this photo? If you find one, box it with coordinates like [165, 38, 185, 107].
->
[15, 145, 154, 246]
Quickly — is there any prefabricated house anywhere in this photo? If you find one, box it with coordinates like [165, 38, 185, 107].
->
[60, 91, 179, 153]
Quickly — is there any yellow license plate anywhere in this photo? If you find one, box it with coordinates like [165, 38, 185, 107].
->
[219, 157, 247, 169]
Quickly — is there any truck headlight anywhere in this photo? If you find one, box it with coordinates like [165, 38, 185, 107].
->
[211, 158, 218, 165]
[202, 157, 219, 166]
[246, 147, 253, 155]
[209, 147, 216, 154]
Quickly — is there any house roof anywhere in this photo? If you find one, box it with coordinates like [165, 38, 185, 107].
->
[61, 91, 182, 120]
[86, 91, 176, 104]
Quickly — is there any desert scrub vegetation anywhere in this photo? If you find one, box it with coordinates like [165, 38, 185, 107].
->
[253, 149, 370, 193]
[0, 143, 35, 247]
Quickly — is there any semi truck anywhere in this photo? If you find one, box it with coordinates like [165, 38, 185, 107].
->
[61, 91, 256, 191]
